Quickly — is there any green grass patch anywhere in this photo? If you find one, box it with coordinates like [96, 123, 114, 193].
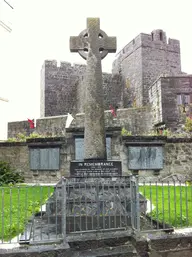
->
[0, 185, 54, 241]
[139, 185, 192, 227]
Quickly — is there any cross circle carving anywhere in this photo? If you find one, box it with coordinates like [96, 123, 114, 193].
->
[77, 29, 109, 60]
[70, 18, 116, 61]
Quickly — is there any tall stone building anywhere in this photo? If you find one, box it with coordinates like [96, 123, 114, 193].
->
[40, 61, 123, 117]
[112, 29, 182, 106]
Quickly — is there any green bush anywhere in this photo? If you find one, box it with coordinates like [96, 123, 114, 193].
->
[184, 117, 192, 132]
[0, 161, 24, 185]
[121, 127, 132, 136]
[7, 132, 54, 142]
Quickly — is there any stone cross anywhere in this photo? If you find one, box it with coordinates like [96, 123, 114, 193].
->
[70, 18, 116, 160]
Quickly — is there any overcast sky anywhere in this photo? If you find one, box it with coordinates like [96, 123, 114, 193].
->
[0, 0, 192, 139]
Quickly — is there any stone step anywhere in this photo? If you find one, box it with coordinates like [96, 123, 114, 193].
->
[69, 244, 138, 257]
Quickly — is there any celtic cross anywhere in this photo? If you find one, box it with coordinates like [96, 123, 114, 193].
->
[70, 18, 116, 160]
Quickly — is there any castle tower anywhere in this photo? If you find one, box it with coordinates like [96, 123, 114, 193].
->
[40, 60, 123, 117]
[112, 29, 182, 107]
[40, 60, 86, 117]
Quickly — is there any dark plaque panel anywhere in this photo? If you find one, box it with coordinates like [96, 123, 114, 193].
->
[128, 146, 163, 170]
[70, 160, 122, 177]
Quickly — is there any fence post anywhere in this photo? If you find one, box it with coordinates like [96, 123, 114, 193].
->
[135, 175, 140, 233]
[96, 179, 100, 230]
[61, 177, 67, 245]
[130, 176, 134, 229]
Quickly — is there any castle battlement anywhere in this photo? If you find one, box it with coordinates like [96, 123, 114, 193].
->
[114, 29, 180, 68]
[41, 58, 122, 118]
[43, 60, 58, 68]
[40, 29, 182, 120]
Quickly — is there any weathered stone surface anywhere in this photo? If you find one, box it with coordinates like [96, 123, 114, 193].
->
[149, 76, 192, 130]
[70, 18, 116, 159]
[45, 177, 135, 232]
[40, 61, 123, 118]
[112, 30, 181, 107]
[10, 107, 152, 138]
[2, 136, 192, 183]
[2, 232, 192, 256]
[40, 29, 183, 121]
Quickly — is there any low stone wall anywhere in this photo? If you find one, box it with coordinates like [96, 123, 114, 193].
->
[163, 138, 192, 180]
[132, 232, 192, 256]
[8, 121, 32, 139]
[0, 142, 30, 179]
[1, 136, 192, 183]
[122, 136, 192, 181]
[0, 138, 74, 183]
[8, 108, 153, 139]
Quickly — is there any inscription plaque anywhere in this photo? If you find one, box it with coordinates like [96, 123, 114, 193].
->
[70, 160, 122, 178]
[128, 146, 163, 170]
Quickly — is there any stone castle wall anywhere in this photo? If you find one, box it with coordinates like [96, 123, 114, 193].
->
[112, 34, 143, 107]
[8, 120, 33, 139]
[161, 76, 192, 130]
[8, 108, 154, 138]
[112, 30, 181, 107]
[149, 76, 192, 129]
[41, 30, 182, 117]
[149, 78, 163, 126]
[40, 60, 123, 117]
[40, 60, 83, 117]
[39, 30, 184, 126]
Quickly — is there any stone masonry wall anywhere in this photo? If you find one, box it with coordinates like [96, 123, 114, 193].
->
[148, 76, 192, 130]
[148, 78, 163, 126]
[1, 137, 192, 183]
[8, 108, 154, 138]
[0, 138, 75, 183]
[112, 30, 182, 107]
[163, 139, 192, 179]
[112, 35, 143, 107]
[141, 30, 181, 105]
[36, 108, 153, 136]
[0, 143, 31, 180]
[161, 76, 192, 130]
[77, 72, 123, 113]
[121, 137, 192, 181]
[40, 30, 183, 122]
[41, 60, 84, 117]
[41, 60, 123, 117]
[148, 76, 192, 129]
[8, 120, 33, 138]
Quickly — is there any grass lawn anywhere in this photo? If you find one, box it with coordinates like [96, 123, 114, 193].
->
[139, 185, 192, 228]
[0, 185, 54, 241]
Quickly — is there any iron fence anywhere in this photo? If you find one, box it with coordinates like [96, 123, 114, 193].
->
[138, 179, 192, 232]
[0, 176, 192, 246]
[64, 177, 136, 234]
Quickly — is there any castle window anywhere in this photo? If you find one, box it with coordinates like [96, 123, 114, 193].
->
[177, 94, 182, 105]
[160, 32, 163, 41]
[177, 94, 190, 105]
[30, 147, 60, 170]
[75, 137, 111, 161]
